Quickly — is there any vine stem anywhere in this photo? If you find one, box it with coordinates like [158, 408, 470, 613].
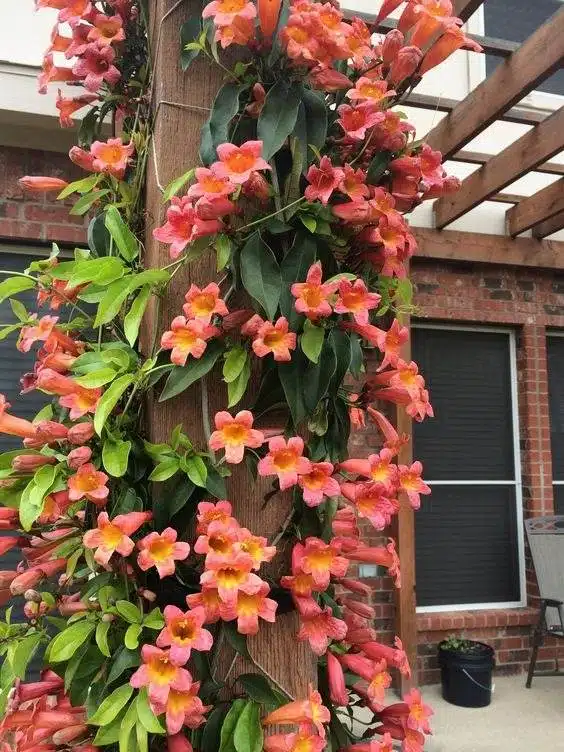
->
[237, 196, 306, 233]
[269, 505, 295, 546]
[200, 375, 214, 452]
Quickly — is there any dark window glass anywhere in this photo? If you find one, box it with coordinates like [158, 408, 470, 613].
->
[412, 327, 521, 607]
[547, 335, 564, 515]
[484, 0, 564, 97]
[414, 485, 521, 607]
[412, 328, 514, 480]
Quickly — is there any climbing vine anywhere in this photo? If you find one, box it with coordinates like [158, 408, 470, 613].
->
[0, 0, 479, 750]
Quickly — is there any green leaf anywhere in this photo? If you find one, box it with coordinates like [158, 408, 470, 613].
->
[201, 83, 245, 165]
[54, 257, 124, 286]
[149, 457, 180, 482]
[184, 454, 208, 487]
[205, 465, 227, 499]
[304, 339, 337, 412]
[240, 233, 281, 320]
[94, 373, 134, 435]
[136, 722, 148, 752]
[105, 206, 139, 261]
[58, 174, 100, 199]
[88, 213, 112, 256]
[257, 81, 301, 160]
[223, 346, 247, 383]
[224, 621, 251, 660]
[215, 233, 232, 271]
[202, 705, 229, 752]
[89, 683, 134, 726]
[237, 673, 283, 706]
[234, 701, 263, 752]
[10, 299, 27, 322]
[329, 328, 352, 390]
[8, 632, 43, 679]
[278, 351, 307, 425]
[219, 699, 247, 752]
[298, 88, 328, 168]
[0, 325, 21, 341]
[107, 646, 140, 684]
[163, 168, 196, 202]
[180, 17, 202, 71]
[0, 276, 35, 303]
[119, 701, 137, 752]
[143, 608, 165, 630]
[74, 367, 119, 388]
[70, 189, 110, 216]
[159, 340, 223, 401]
[94, 276, 132, 326]
[227, 356, 251, 408]
[366, 150, 392, 185]
[279, 233, 317, 327]
[95, 620, 111, 657]
[102, 438, 132, 477]
[115, 600, 142, 624]
[124, 623, 142, 650]
[301, 320, 325, 364]
[299, 214, 317, 233]
[48, 621, 95, 663]
[137, 688, 166, 733]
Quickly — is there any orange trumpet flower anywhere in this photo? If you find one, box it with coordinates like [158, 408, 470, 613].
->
[258, 0, 282, 37]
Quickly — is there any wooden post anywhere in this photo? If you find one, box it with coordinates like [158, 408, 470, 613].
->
[391, 310, 417, 693]
[144, 0, 315, 699]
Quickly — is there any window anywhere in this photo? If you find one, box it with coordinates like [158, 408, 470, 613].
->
[547, 334, 564, 514]
[412, 325, 525, 611]
[468, 1, 564, 109]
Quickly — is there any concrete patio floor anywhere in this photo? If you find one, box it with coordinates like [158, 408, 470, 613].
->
[424, 675, 564, 751]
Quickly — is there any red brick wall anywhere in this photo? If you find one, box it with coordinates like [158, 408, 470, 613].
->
[0, 146, 87, 247]
[407, 260, 564, 683]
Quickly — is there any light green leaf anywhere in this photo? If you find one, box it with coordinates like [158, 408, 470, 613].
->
[233, 701, 263, 752]
[223, 346, 247, 383]
[124, 623, 142, 650]
[58, 174, 99, 199]
[94, 373, 134, 435]
[215, 233, 232, 271]
[143, 608, 165, 630]
[95, 621, 111, 658]
[102, 438, 132, 477]
[89, 684, 134, 726]
[94, 276, 133, 327]
[93, 710, 125, 745]
[48, 621, 95, 663]
[63, 257, 125, 287]
[105, 206, 139, 261]
[136, 689, 166, 733]
[119, 701, 138, 752]
[219, 699, 247, 752]
[240, 233, 281, 320]
[163, 168, 195, 201]
[8, 632, 43, 679]
[115, 600, 142, 624]
[0, 324, 21, 341]
[183, 455, 208, 487]
[299, 214, 317, 233]
[10, 299, 28, 322]
[124, 286, 151, 346]
[70, 189, 110, 216]
[75, 367, 119, 388]
[149, 458, 180, 482]
[301, 319, 325, 364]
[227, 356, 251, 408]
[136, 721, 148, 752]
[0, 276, 35, 303]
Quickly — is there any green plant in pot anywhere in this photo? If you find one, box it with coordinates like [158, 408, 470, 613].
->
[438, 635, 495, 708]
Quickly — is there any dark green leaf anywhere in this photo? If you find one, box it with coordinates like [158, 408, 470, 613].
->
[301, 88, 328, 161]
[303, 339, 337, 412]
[224, 621, 251, 660]
[205, 465, 227, 499]
[159, 340, 223, 401]
[180, 17, 202, 71]
[201, 83, 245, 165]
[278, 351, 308, 425]
[279, 233, 317, 327]
[154, 476, 195, 528]
[89, 684, 134, 725]
[366, 150, 392, 185]
[88, 213, 111, 256]
[234, 701, 263, 752]
[257, 81, 301, 160]
[237, 673, 283, 706]
[107, 646, 141, 685]
[202, 705, 229, 752]
[329, 328, 352, 390]
[240, 233, 281, 320]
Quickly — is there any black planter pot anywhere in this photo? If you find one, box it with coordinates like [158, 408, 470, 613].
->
[438, 640, 495, 708]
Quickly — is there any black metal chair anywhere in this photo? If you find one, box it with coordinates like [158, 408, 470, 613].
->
[524, 516, 564, 688]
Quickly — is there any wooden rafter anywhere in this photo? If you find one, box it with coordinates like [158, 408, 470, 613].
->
[404, 92, 547, 127]
[425, 6, 564, 158]
[453, 0, 484, 23]
[451, 150, 564, 177]
[434, 107, 564, 228]
[506, 178, 564, 236]
[532, 211, 564, 239]
[413, 227, 564, 269]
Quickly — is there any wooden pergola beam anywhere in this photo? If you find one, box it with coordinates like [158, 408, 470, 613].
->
[413, 226, 564, 269]
[506, 178, 564, 236]
[453, 0, 484, 23]
[404, 92, 547, 127]
[532, 210, 564, 239]
[424, 6, 564, 158]
[434, 106, 564, 228]
[451, 150, 564, 177]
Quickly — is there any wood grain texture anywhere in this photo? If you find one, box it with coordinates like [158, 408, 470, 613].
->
[434, 106, 564, 228]
[391, 308, 417, 693]
[404, 93, 547, 127]
[413, 227, 564, 269]
[425, 6, 564, 158]
[145, 0, 315, 699]
[532, 210, 564, 239]
[506, 178, 564, 237]
[452, 150, 564, 177]
[453, 0, 484, 23]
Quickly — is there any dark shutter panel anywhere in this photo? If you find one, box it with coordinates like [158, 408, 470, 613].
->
[414, 485, 520, 606]
[412, 328, 514, 480]
[548, 336, 564, 482]
[553, 486, 564, 516]
[484, 0, 564, 96]
[412, 327, 520, 607]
